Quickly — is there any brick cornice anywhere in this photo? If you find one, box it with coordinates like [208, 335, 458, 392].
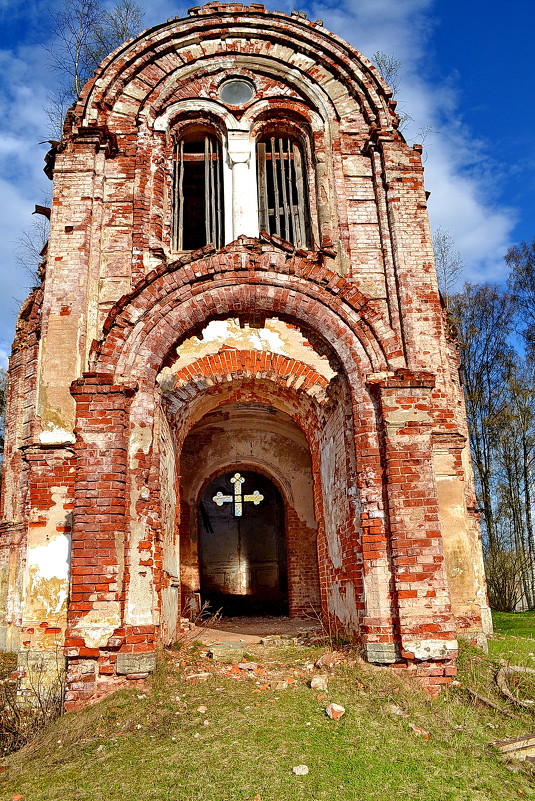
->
[70, 373, 138, 398]
[89, 241, 402, 382]
[72, 4, 400, 135]
[71, 126, 119, 157]
[366, 367, 436, 391]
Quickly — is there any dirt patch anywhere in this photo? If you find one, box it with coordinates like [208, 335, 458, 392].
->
[189, 615, 322, 645]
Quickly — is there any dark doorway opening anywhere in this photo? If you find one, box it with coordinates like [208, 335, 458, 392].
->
[199, 470, 288, 616]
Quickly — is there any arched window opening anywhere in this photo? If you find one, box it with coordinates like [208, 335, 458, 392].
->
[256, 135, 311, 248]
[173, 129, 224, 250]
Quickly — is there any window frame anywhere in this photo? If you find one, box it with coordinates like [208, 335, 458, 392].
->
[171, 124, 225, 252]
[166, 110, 317, 253]
[256, 133, 311, 249]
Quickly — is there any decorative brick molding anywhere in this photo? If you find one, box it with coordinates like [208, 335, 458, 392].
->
[91, 241, 402, 383]
[167, 349, 330, 406]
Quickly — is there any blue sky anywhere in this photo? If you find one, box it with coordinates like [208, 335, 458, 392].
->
[0, 0, 533, 367]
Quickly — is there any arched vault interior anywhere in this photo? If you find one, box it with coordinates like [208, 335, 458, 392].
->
[150, 315, 364, 638]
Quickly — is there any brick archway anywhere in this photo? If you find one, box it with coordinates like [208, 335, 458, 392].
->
[65, 246, 459, 708]
[163, 349, 331, 418]
[181, 451, 321, 620]
[161, 355, 339, 630]
[75, 6, 397, 136]
[91, 241, 403, 384]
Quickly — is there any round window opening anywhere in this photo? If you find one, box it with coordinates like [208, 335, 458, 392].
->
[219, 79, 255, 106]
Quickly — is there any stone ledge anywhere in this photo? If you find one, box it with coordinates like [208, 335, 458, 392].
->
[116, 651, 157, 675]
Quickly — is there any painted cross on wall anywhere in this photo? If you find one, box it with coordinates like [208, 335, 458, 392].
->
[212, 472, 264, 517]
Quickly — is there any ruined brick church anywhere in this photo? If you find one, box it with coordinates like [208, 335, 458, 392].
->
[0, 3, 491, 708]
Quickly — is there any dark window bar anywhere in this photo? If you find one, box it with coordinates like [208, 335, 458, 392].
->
[257, 136, 310, 248]
[173, 134, 224, 251]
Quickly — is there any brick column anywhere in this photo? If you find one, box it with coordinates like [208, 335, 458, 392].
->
[66, 373, 137, 708]
[368, 369, 458, 683]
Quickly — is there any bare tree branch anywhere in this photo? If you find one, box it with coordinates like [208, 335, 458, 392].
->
[13, 209, 50, 283]
[44, 0, 145, 137]
[372, 50, 413, 133]
[433, 226, 464, 309]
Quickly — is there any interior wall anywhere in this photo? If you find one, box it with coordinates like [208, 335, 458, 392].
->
[317, 379, 363, 633]
[177, 403, 320, 617]
[198, 470, 287, 615]
[158, 408, 179, 644]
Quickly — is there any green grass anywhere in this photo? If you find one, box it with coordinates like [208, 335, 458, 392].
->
[0, 633, 533, 801]
[490, 611, 535, 667]
[493, 611, 535, 640]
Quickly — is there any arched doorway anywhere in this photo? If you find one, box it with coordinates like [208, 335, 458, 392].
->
[199, 470, 288, 615]
[177, 401, 322, 620]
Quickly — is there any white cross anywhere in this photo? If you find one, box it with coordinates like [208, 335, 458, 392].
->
[212, 472, 264, 517]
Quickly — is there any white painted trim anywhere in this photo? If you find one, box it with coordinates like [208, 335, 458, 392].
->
[227, 131, 259, 240]
[153, 99, 241, 132]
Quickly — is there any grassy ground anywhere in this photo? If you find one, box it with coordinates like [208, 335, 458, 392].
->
[493, 611, 535, 639]
[490, 611, 535, 667]
[0, 624, 534, 801]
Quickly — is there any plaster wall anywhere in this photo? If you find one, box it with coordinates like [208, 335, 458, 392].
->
[317, 388, 363, 633]
[158, 409, 179, 644]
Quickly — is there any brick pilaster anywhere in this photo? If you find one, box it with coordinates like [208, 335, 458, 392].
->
[66, 373, 137, 707]
[368, 369, 458, 670]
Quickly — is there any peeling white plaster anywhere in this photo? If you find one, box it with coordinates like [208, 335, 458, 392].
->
[88, 432, 120, 451]
[321, 436, 342, 569]
[39, 425, 75, 445]
[158, 318, 335, 382]
[126, 511, 155, 627]
[128, 423, 153, 466]
[385, 407, 431, 428]
[27, 535, 70, 582]
[362, 557, 392, 618]
[26, 566, 69, 618]
[402, 638, 458, 660]
[79, 606, 121, 649]
[328, 580, 359, 629]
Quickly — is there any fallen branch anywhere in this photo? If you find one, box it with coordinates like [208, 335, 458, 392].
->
[496, 665, 535, 710]
[464, 687, 523, 721]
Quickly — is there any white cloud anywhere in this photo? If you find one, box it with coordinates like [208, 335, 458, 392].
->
[0, 39, 51, 358]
